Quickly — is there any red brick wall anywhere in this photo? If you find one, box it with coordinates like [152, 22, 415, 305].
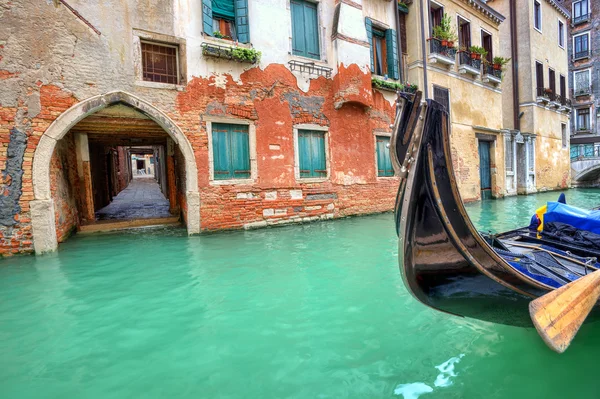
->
[50, 132, 80, 242]
[1, 64, 399, 254]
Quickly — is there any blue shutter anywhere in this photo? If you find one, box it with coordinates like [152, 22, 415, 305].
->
[365, 18, 374, 73]
[291, 1, 306, 57]
[235, 0, 250, 43]
[304, 2, 320, 59]
[213, 124, 232, 179]
[385, 29, 399, 80]
[231, 125, 250, 178]
[376, 137, 393, 177]
[202, 0, 214, 36]
[311, 132, 326, 177]
[298, 131, 311, 178]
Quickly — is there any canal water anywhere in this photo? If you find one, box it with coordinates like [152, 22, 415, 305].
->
[2, 188, 600, 399]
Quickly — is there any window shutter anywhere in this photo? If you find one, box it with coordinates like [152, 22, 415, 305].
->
[235, 0, 250, 43]
[202, 0, 214, 36]
[365, 18, 374, 73]
[231, 126, 250, 178]
[298, 132, 311, 178]
[304, 2, 320, 59]
[291, 1, 306, 57]
[213, 125, 231, 179]
[311, 132, 326, 177]
[385, 29, 399, 80]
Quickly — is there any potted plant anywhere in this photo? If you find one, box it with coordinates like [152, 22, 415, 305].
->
[397, 1, 409, 13]
[492, 56, 511, 70]
[432, 13, 456, 47]
[469, 46, 487, 61]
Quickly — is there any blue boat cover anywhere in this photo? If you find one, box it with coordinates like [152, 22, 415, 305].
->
[544, 202, 600, 235]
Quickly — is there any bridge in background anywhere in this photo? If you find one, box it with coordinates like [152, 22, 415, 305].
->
[571, 144, 600, 186]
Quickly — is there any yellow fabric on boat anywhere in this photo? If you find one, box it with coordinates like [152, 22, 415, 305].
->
[536, 205, 547, 232]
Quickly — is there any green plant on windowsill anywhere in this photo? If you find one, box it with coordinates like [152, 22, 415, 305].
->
[397, 1, 409, 13]
[492, 56, 511, 70]
[432, 13, 457, 47]
[213, 31, 224, 39]
[469, 45, 487, 60]
[372, 77, 403, 91]
[231, 47, 262, 64]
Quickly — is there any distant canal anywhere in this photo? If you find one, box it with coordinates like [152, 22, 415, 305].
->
[2, 188, 600, 398]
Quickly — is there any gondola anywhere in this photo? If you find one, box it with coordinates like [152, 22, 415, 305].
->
[391, 91, 600, 335]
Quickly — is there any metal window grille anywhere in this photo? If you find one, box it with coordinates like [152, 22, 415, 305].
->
[141, 42, 179, 84]
[505, 137, 513, 172]
[433, 86, 450, 113]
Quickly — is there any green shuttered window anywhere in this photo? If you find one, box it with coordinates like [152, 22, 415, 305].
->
[298, 130, 327, 178]
[376, 136, 394, 177]
[212, 123, 251, 180]
[291, 0, 320, 60]
[202, 0, 250, 43]
[365, 18, 399, 80]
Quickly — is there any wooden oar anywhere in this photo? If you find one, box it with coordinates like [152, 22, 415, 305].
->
[529, 269, 600, 353]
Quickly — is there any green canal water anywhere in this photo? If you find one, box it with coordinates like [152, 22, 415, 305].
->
[3, 188, 600, 399]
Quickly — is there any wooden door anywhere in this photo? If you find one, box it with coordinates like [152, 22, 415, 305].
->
[479, 141, 492, 200]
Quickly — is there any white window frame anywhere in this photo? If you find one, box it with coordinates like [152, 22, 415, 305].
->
[205, 116, 258, 185]
[576, 107, 591, 131]
[456, 14, 471, 49]
[573, 68, 591, 94]
[558, 19, 565, 49]
[293, 123, 330, 182]
[572, 0, 589, 20]
[573, 32, 591, 60]
[287, 0, 326, 63]
[373, 132, 396, 179]
[533, 0, 542, 33]
[429, 1, 444, 36]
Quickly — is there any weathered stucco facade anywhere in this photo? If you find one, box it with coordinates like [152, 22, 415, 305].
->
[0, 0, 405, 255]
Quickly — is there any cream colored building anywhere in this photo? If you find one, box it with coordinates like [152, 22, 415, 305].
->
[402, 0, 507, 202]
[490, 0, 572, 195]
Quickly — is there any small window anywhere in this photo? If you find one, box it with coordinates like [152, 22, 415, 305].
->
[576, 108, 590, 131]
[372, 28, 388, 76]
[527, 140, 535, 172]
[430, 4, 444, 32]
[458, 17, 471, 49]
[291, 0, 320, 60]
[433, 86, 450, 114]
[574, 69, 590, 95]
[558, 20, 564, 48]
[561, 123, 568, 149]
[573, 0, 590, 25]
[203, 0, 250, 43]
[298, 130, 327, 178]
[141, 42, 179, 84]
[535, 61, 544, 89]
[534, 1, 541, 31]
[212, 123, 251, 180]
[481, 30, 493, 63]
[376, 136, 394, 177]
[548, 68, 556, 94]
[574, 33, 590, 59]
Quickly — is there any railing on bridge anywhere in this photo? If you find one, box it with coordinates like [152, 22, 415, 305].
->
[571, 144, 600, 160]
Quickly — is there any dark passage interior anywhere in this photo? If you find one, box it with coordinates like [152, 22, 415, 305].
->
[49, 103, 187, 240]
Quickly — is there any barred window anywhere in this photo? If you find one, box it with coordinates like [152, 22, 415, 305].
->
[505, 136, 514, 172]
[433, 86, 450, 113]
[141, 42, 179, 84]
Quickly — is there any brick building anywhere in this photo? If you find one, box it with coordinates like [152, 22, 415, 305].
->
[0, 0, 407, 255]
[560, 0, 598, 158]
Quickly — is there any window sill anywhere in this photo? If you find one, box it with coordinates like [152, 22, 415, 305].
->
[377, 175, 398, 180]
[202, 35, 253, 49]
[135, 80, 185, 90]
[288, 53, 328, 66]
[210, 178, 255, 186]
[297, 177, 329, 184]
[534, 27, 542, 34]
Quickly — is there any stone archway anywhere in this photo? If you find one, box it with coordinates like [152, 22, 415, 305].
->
[31, 91, 200, 254]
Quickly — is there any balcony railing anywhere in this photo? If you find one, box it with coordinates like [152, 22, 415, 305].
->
[536, 87, 551, 102]
[573, 13, 591, 25]
[482, 64, 502, 84]
[574, 49, 590, 60]
[574, 86, 592, 97]
[457, 51, 481, 75]
[427, 38, 457, 65]
[561, 97, 572, 107]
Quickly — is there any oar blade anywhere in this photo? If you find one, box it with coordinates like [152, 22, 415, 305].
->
[529, 269, 600, 353]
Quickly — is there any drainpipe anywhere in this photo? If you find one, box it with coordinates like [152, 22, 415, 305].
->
[420, 0, 429, 99]
[510, 0, 520, 130]
[395, 1, 404, 82]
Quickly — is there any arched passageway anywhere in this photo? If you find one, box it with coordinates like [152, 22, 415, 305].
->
[31, 91, 199, 254]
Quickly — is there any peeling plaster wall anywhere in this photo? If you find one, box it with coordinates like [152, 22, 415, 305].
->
[50, 132, 80, 242]
[0, 0, 401, 255]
